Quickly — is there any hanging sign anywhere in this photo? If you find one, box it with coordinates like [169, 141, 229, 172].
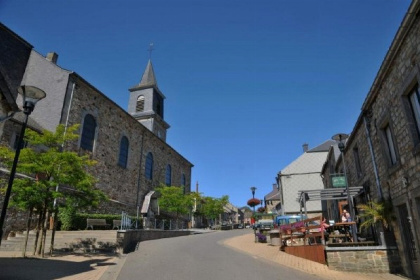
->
[331, 175, 347, 187]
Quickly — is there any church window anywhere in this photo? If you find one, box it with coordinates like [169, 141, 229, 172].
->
[181, 173, 186, 187]
[118, 136, 129, 168]
[165, 164, 172, 186]
[145, 152, 153, 180]
[80, 114, 96, 152]
[136, 95, 145, 112]
[181, 173, 186, 194]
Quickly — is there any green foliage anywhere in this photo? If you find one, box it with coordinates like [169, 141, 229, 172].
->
[201, 195, 229, 220]
[59, 206, 77, 230]
[357, 198, 395, 230]
[155, 184, 194, 218]
[0, 124, 106, 213]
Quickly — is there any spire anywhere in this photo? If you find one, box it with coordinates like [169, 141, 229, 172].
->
[138, 59, 157, 88]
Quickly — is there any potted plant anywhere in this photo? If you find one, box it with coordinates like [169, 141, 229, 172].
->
[357, 198, 396, 245]
[292, 221, 305, 232]
[255, 232, 267, 243]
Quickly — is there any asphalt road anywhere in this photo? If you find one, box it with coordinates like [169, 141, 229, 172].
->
[116, 230, 324, 280]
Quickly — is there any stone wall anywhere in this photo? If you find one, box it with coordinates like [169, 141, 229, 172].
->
[326, 247, 401, 273]
[116, 229, 191, 253]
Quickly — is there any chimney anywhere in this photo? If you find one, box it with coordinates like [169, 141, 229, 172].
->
[196, 181, 199, 193]
[303, 143, 309, 152]
[46, 52, 58, 64]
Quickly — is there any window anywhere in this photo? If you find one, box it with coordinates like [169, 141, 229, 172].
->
[181, 174, 186, 186]
[181, 174, 186, 193]
[80, 114, 96, 151]
[118, 136, 129, 168]
[408, 85, 420, 138]
[136, 95, 145, 112]
[145, 152, 153, 180]
[353, 146, 363, 178]
[165, 164, 172, 186]
[383, 124, 398, 165]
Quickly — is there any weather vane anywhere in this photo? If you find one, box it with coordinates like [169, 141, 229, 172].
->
[148, 43, 154, 59]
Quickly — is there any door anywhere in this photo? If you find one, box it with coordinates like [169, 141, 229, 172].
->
[397, 204, 419, 278]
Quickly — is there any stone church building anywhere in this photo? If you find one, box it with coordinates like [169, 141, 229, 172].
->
[0, 23, 193, 230]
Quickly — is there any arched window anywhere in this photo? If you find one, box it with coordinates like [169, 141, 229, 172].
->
[136, 95, 145, 112]
[80, 114, 96, 151]
[165, 164, 172, 186]
[118, 136, 129, 168]
[181, 173, 186, 194]
[145, 152, 153, 180]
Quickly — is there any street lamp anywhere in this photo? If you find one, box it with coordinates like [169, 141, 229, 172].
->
[250, 186, 256, 198]
[332, 133, 358, 243]
[0, 86, 46, 245]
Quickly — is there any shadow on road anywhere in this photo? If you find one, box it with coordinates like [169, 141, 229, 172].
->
[0, 254, 117, 280]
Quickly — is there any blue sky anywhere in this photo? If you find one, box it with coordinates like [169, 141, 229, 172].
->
[0, 0, 412, 207]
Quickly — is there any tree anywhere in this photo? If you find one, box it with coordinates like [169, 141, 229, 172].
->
[155, 184, 194, 228]
[201, 195, 229, 225]
[0, 124, 106, 257]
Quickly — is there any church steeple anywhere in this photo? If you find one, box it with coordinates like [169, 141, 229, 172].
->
[128, 59, 170, 141]
[138, 60, 157, 89]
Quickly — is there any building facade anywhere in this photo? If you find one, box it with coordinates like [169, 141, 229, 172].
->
[0, 23, 193, 232]
[322, 1, 420, 278]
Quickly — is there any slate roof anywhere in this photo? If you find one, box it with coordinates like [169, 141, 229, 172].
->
[278, 140, 335, 175]
[138, 59, 157, 88]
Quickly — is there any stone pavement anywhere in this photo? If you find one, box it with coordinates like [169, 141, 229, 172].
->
[223, 233, 410, 280]
[0, 250, 119, 280]
[0, 231, 411, 280]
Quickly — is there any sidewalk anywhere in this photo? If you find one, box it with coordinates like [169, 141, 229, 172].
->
[0, 250, 120, 280]
[224, 233, 409, 280]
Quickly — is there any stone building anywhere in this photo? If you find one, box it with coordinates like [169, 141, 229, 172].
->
[0, 23, 193, 231]
[321, 1, 420, 278]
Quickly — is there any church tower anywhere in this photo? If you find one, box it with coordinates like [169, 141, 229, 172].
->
[128, 60, 170, 141]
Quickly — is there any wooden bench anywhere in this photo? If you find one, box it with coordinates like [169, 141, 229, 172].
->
[112, 220, 121, 230]
[86, 218, 110, 230]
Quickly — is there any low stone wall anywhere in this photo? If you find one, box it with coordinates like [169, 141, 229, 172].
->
[325, 246, 401, 273]
[116, 229, 191, 253]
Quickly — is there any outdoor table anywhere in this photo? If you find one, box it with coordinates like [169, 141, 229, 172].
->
[328, 222, 356, 243]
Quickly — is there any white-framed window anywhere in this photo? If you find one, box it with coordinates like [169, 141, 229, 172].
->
[384, 124, 398, 165]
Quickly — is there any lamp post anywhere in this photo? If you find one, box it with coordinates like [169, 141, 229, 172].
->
[0, 86, 46, 245]
[250, 186, 256, 213]
[332, 133, 358, 243]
